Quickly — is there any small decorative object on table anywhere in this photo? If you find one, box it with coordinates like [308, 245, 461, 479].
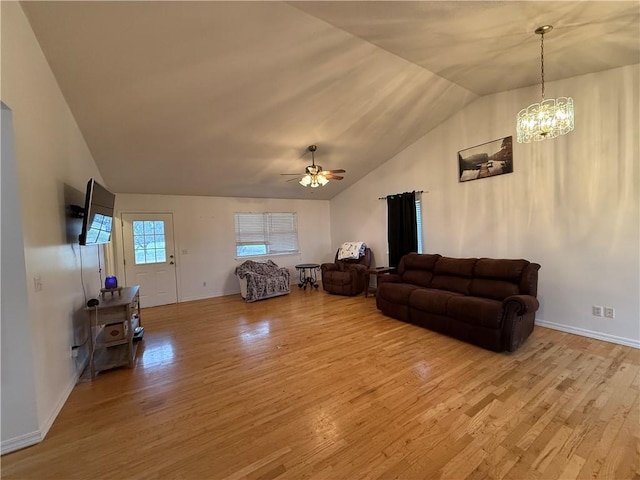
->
[101, 275, 122, 297]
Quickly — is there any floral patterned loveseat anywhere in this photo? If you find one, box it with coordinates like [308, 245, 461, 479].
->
[235, 260, 290, 302]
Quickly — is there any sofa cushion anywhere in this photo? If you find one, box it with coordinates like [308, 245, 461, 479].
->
[434, 257, 477, 276]
[402, 270, 433, 288]
[470, 279, 520, 301]
[400, 253, 440, 275]
[409, 288, 462, 315]
[323, 270, 351, 285]
[430, 275, 471, 295]
[474, 258, 528, 280]
[447, 296, 503, 329]
[377, 283, 421, 305]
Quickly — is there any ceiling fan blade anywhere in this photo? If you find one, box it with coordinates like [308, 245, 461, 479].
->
[322, 169, 345, 174]
[325, 174, 344, 180]
[286, 176, 303, 182]
[281, 173, 302, 176]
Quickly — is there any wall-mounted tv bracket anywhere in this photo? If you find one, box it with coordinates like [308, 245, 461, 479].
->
[69, 204, 85, 218]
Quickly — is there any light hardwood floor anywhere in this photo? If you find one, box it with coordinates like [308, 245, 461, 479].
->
[2, 288, 639, 479]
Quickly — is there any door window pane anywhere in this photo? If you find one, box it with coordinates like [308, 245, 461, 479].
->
[133, 220, 167, 265]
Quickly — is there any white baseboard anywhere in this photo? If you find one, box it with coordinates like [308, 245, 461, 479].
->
[1, 365, 79, 456]
[1, 430, 42, 455]
[179, 290, 240, 303]
[535, 319, 640, 349]
[180, 282, 302, 303]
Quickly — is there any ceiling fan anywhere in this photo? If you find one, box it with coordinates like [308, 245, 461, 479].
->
[281, 145, 346, 187]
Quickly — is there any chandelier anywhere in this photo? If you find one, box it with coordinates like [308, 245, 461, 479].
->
[516, 25, 574, 143]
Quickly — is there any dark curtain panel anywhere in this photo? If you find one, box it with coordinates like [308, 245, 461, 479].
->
[387, 191, 418, 267]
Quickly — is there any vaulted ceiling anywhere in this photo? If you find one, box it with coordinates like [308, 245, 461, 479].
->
[21, 1, 639, 200]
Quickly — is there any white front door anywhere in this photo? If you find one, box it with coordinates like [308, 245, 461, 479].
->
[121, 213, 178, 308]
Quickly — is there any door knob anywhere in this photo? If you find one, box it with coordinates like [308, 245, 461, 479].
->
[170, 261, 175, 265]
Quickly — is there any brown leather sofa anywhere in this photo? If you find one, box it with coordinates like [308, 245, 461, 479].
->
[321, 248, 372, 296]
[376, 253, 540, 352]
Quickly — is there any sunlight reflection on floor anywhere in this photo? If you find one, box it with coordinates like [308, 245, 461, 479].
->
[138, 339, 176, 369]
[239, 320, 271, 345]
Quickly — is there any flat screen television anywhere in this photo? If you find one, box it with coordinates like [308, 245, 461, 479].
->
[79, 179, 115, 246]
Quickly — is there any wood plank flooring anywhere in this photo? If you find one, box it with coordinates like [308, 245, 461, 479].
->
[2, 288, 639, 479]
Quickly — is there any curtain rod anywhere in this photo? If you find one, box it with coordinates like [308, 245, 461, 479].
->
[378, 190, 426, 200]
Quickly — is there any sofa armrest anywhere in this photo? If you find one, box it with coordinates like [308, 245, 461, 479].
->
[235, 269, 250, 279]
[502, 295, 539, 352]
[378, 273, 402, 286]
[321, 263, 338, 273]
[503, 295, 539, 315]
[277, 267, 290, 279]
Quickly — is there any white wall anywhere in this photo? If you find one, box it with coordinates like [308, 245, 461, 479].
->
[113, 195, 332, 302]
[330, 65, 640, 348]
[1, 3, 107, 452]
[1, 104, 40, 451]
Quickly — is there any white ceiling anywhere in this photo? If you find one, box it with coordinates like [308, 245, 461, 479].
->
[21, 1, 640, 200]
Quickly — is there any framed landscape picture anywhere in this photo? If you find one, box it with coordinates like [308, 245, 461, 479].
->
[458, 136, 513, 182]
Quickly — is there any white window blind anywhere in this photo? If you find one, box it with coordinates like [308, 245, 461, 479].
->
[235, 212, 299, 257]
[415, 198, 423, 254]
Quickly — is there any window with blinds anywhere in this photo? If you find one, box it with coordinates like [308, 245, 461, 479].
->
[415, 198, 423, 254]
[235, 212, 299, 257]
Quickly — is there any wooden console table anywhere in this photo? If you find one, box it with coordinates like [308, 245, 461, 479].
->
[365, 267, 396, 297]
[83, 285, 141, 380]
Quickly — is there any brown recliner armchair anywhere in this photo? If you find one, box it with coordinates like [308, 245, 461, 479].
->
[321, 247, 372, 296]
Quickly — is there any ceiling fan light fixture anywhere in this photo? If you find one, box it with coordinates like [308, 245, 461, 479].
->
[291, 144, 345, 188]
[516, 25, 574, 143]
[299, 175, 312, 187]
[301, 145, 330, 188]
[317, 174, 329, 186]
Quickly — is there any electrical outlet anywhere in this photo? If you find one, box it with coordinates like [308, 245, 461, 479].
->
[592, 306, 603, 317]
[604, 307, 615, 319]
[33, 275, 43, 292]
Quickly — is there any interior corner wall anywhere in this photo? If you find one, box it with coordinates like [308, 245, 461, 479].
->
[112, 194, 332, 303]
[1, 3, 107, 452]
[1, 104, 40, 452]
[330, 64, 640, 347]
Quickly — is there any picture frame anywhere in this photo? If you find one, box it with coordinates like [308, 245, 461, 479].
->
[458, 136, 513, 182]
